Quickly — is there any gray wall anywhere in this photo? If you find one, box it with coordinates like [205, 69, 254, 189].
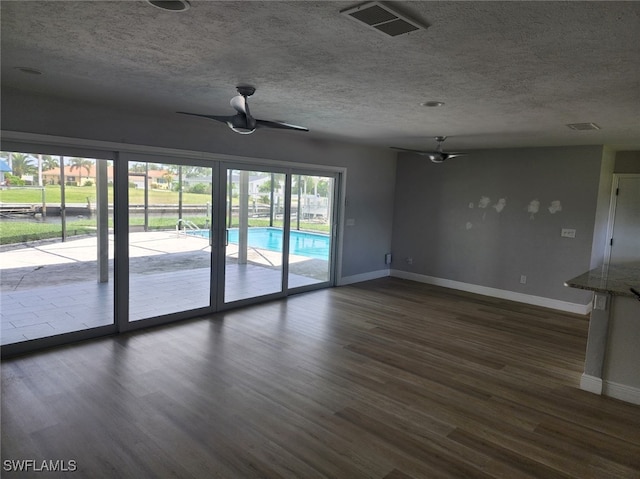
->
[1, 87, 396, 279]
[391, 146, 606, 305]
[615, 151, 640, 173]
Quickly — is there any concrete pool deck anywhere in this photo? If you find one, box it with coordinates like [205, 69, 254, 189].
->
[1, 231, 328, 291]
[1, 231, 331, 345]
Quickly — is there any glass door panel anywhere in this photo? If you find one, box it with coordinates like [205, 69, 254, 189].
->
[0, 153, 114, 345]
[128, 160, 213, 321]
[224, 168, 285, 303]
[288, 174, 335, 288]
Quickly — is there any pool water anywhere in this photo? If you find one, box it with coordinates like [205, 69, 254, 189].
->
[188, 227, 330, 260]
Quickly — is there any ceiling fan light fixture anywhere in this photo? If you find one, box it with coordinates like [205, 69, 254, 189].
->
[390, 135, 465, 163]
[146, 0, 191, 12]
[421, 101, 445, 107]
[230, 127, 255, 135]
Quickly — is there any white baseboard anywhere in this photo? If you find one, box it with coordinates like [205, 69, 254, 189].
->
[603, 380, 640, 406]
[579, 375, 640, 405]
[580, 374, 603, 395]
[338, 269, 390, 286]
[390, 270, 591, 315]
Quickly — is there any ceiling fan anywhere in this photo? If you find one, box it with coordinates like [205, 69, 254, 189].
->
[392, 136, 466, 163]
[178, 86, 308, 135]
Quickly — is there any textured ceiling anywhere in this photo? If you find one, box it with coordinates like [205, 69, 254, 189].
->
[1, 1, 639, 151]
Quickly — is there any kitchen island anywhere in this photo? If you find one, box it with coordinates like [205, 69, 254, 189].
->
[566, 262, 640, 405]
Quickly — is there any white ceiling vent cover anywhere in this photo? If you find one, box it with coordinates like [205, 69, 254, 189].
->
[340, 2, 427, 37]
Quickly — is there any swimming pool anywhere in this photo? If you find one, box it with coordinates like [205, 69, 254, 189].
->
[188, 227, 330, 260]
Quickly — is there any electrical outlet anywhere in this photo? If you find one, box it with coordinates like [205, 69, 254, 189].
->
[385, 253, 392, 264]
[406, 257, 413, 265]
[520, 275, 527, 284]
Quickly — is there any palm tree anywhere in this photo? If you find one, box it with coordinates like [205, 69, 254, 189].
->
[42, 155, 58, 171]
[69, 158, 94, 184]
[8, 153, 36, 178]
[162, 171, 174, 189]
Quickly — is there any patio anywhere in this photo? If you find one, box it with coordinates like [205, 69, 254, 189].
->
[1, 232, 328, 346]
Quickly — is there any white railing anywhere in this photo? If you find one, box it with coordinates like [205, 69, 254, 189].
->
[175, 218, 200, 236]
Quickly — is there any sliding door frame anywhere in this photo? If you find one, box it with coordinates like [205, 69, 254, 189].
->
[217, 163, 342, 310]
[118, 151, 220, 333]
[1, 130, 346, 356]
[0, 141, 119, 357]
[217, 162, 291, 308]
[286, 167, 340, 294]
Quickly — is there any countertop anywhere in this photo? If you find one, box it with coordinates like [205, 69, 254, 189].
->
[565, 262, 640, 298]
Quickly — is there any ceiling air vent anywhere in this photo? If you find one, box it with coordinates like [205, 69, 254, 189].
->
[566, 122, 601, 131]
[340, 2, 427, 37]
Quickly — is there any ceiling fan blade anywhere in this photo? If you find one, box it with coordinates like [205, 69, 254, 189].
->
[255, 119, 309, 132]
[230, 95, 248, 115]
[392, 136, 465, 163]
[180, 86, 305, 135]
[391, 147, 437, 156]
[392, 147, 448, 163]
[178, 111, 256, 134]
[177, 112, 234, 124]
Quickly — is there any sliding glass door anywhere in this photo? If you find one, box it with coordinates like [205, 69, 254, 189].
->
[2, 143, 340, 352]
[222, 165, 337, 305]
[288, 173, 335, 288]
[223, 168, 286, 303]
[0, 151, 115, 346]
[128, 159, 214, 321]
[126, 160, 338, 318]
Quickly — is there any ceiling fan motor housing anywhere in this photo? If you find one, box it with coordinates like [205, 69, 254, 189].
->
[228, 113, 256, 134]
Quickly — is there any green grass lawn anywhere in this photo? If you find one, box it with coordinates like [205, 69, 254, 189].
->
[0, 185, 212, 205]
[0, 220, 95, 245]
[1, 186, 329, 244]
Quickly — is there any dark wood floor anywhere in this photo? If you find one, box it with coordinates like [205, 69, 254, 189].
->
[2, 277, 639, 478]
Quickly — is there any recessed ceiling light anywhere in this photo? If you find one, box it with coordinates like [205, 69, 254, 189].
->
[15, 67, 42, 75]
[146, 0, 190, 12]
[421, 101, 445, 107]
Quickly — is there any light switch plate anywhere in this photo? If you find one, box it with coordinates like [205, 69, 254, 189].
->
[561, 228, 576, 238]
